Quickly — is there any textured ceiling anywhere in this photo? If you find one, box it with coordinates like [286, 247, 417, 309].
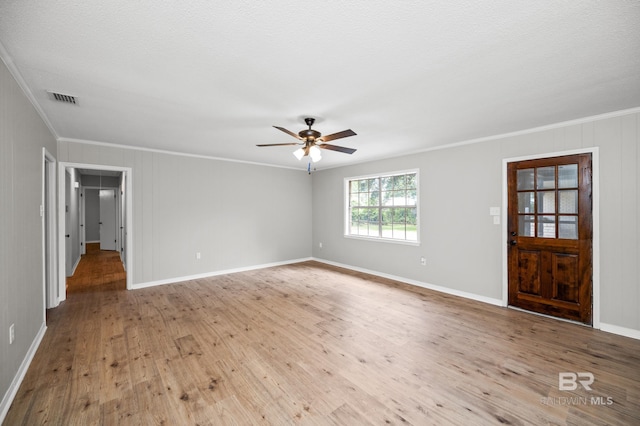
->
[1, 1, 639, 170]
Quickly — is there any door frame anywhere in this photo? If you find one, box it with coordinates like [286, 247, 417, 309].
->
[64, 170, 74, 277]
[501, 147, 600, 328]
[82, 186, 123, 251]
[57, 162, 133, 304]
[42, 148, 57, 311]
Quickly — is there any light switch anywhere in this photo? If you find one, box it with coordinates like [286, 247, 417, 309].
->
[489, 207, 500, 216]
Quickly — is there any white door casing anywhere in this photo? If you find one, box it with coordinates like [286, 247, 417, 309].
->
[58, 162, 134, 303]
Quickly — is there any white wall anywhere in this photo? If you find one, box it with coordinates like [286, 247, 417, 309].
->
[312, 110, 640, 335]
[0, 58, 57, 417]
[58, 141, 313, 286]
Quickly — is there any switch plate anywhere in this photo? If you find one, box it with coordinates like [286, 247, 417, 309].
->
[319, 242, 323, 248]
[493, 216, 500, 225]
[489, 207, 500, 216]
[9, 324, 14, 344]
[196, 252, 201, 260]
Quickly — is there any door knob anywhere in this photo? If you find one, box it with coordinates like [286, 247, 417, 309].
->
[65, 234, 70, 238]
[510, 240, 517, 246]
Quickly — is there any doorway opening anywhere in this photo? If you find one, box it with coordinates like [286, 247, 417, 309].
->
[57, 163, 133, 305]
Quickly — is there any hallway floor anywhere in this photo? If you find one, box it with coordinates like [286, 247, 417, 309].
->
[66, 243, 126, 293]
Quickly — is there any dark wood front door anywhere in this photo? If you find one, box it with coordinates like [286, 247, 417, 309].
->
[507, 154, 593, 324]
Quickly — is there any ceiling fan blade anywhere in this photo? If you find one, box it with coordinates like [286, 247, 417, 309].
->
[319, 129, 356, 142]
[318, 143, 357, 154]
[256, 142, 301, 147]
[273, 126, 302, 140]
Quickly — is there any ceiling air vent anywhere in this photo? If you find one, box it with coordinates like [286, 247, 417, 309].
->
[47, 91, 77, 105]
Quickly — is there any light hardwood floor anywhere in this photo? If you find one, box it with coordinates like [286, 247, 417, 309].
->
[4, 249, 640, 425]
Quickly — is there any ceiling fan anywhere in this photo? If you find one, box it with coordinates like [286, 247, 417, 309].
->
[257, 117, 357, 163]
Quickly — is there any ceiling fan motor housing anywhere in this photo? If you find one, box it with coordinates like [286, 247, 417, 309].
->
[299, 128, 321, 141]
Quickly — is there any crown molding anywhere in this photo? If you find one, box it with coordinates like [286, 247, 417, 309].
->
[58, 137, 304, 171]
[0, 40, 59, 140]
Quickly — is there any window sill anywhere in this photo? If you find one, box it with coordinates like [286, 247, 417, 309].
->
[344, 234, 421, 247]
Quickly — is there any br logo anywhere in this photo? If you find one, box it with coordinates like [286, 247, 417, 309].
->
[559, 372, 594, 391]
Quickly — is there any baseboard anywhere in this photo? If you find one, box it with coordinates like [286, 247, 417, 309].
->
[70, 254, 81, 276]
[131, 257, 314, 290]
[312, 258, 504, 307]
[599, 323, 640, 340]
[0, 322, 47, 423]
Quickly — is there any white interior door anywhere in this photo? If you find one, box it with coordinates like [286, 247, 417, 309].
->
[100, 189, 117, 250]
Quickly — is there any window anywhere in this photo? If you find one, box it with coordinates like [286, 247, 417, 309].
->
[345, 170, 419, 244]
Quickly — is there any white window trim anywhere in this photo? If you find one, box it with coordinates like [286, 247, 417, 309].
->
[344, 169, 420, 245]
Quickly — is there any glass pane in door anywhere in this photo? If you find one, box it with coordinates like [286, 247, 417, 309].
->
[519, 215, 535, 237]
[536, 167, 556, 189]
[517, 169, 535, 190]
[518, 192, 535, 213]
[538, 215, 556, 238]
[559, 216, 578, 239]
[537, 191, 556, 213]
[559, 190, 578, 214]
[558, 164, 578, 188]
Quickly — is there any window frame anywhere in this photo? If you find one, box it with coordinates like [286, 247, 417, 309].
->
[344, 169, 420, 246]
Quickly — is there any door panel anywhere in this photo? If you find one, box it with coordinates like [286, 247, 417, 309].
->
[508, 154, 592, 324]
[552, 253, 579, 303]
[517, 250, 541, 296]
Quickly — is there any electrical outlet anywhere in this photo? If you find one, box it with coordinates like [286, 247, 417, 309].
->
[9, 324, 15, 344]
[420, 256, 426, 266]
[196, 252, 201, 260]
[319, 242, 323, 249]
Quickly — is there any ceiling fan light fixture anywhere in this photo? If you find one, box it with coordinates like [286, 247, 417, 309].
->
[293, 147, 305, 160]
[309, 145, 322, 162]
[263, 118, 356, 164]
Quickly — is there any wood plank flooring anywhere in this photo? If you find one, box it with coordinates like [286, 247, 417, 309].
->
[4, 251, 640, 425]
[66, 243, 126, 293]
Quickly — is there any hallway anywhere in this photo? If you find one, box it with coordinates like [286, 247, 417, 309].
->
[66, 243, 126, 293]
